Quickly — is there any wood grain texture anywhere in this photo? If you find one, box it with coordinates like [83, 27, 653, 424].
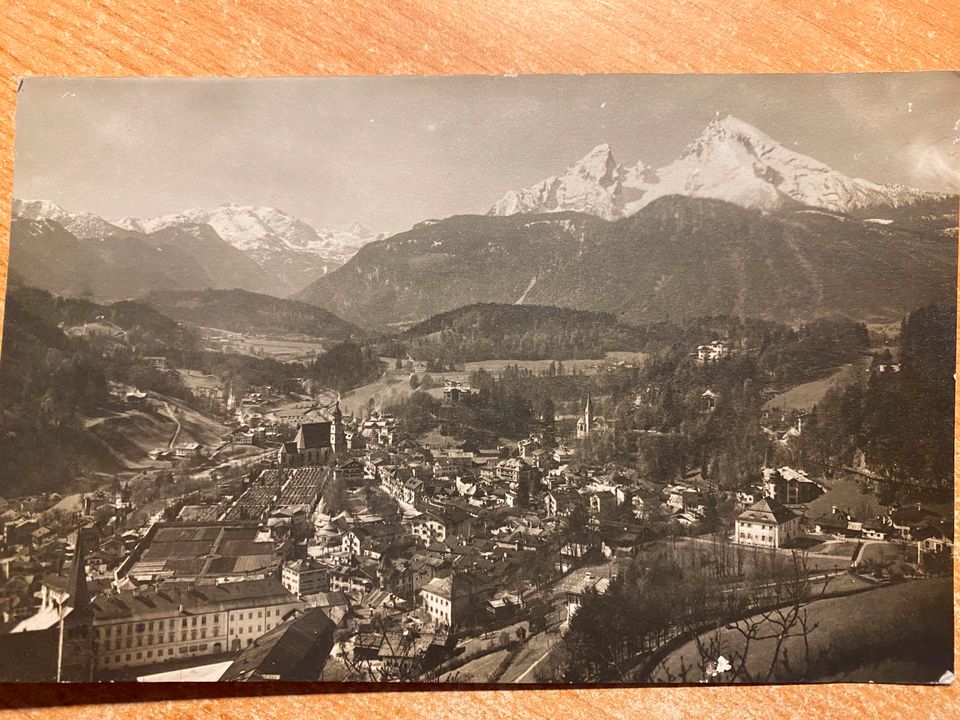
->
[0, 0, 957, 717]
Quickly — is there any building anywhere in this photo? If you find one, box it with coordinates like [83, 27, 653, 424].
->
[218, 608, 336, 682]
[557, 568, 612, 625]
[409, 507, 474, 544]
[442, 381, 478, 404]
[330, 401, 348, 456]
[701, 389, 718, 412]
[118, 522, 283, 585]
[762, 467, 825, 504]
[495, 458, 537, 486]
[735, 498, 801, 548]
[278, 421, 333, 466]
[90, 580, 302, 674]
[173, 442, 204, 459]
[419, 574, 474, 630]
[576, 395, 594, 439]
[281, 559, 328, 598]
[334, 458, 366, 486]
[588, 491, 618, 521]
[696, 341, 729, 364]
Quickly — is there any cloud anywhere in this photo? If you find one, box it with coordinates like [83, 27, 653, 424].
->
[912, 142, 959, 193]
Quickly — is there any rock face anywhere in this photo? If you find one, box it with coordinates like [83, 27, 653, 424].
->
[489, 116, 946, 219]
[295, 194, 958, 328]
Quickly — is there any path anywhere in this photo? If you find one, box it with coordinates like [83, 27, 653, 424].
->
[163, 401, 182, 449]
[513, 646, 553, 683]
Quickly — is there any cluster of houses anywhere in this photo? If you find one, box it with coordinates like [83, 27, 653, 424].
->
[0, 366, 953, 683]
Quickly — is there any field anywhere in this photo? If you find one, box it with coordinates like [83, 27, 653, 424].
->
[81, 394, 228, 475]
[339, 352, 648, 415]
[764, 361, 866, 412]
[199, 327, 328, 363]
[640, 536, 855, 582]
[652, 578, 952, 683]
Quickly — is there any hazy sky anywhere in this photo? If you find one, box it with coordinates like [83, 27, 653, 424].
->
[13, 73, 959, 234]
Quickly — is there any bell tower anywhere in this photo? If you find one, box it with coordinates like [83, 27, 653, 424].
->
[58, 534, 95, 682]
[331, 399, 348, 456]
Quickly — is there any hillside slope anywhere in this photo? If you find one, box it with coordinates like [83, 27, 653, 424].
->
[294, 196, 957, 328]
[145, 288, 362, 340]
[8, 217, 280, 301]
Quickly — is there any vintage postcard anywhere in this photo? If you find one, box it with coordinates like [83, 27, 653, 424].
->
[0, 74, 955, 684]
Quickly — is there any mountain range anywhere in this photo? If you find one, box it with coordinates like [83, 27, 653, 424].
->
[10, 200, 379, 298]
[294, 195, 957, 328]
[116, 204, 381, 293]
[8, 116, 957, 331]
[489, 116, 948, 220]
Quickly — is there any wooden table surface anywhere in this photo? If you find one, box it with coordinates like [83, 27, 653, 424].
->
[0, 1, 957, 718]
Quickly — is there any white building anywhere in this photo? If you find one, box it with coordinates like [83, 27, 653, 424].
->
[281, 559, 328, 598]
[735, 498, 801, 548]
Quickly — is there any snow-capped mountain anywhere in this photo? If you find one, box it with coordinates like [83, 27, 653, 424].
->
[490, 116, 945, 219]
[116, 204, 381, 293]
[12, 198, 128, 239]
[489, 144, 653, 221]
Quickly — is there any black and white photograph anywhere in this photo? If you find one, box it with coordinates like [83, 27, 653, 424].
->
[0, 73, 955, 685]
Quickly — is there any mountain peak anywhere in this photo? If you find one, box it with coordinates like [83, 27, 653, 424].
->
[492, 117, 945, 220]
[567, 143, 618, 183]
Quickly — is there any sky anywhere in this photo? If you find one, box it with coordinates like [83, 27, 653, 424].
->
[13, 73, 960, 235]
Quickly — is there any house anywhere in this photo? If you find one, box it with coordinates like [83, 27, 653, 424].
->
[281, 559, 328, 598]
[696, 341, 729, 364]
[173, 442, 203, 459]
[419, 573, 477, 630]
[143, 356, 169, 371]
[409, 507, 474, 544]
[334, 458, 366, 487]
[558, 568, 612, 625]
[341, 524, 402, 558]
[495, 458, 537, 485]
[543, 490, 580, 518]
[861, 520, 891, 541]
[735, 498, 801, 548]
[588, 491, 618, 521]
[701, 389, 718, 412]
[442, 382, 478, 404]
[762, 467, 824, 505]
[811, 509, 849, 538]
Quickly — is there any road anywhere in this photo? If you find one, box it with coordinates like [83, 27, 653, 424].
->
[513, 646, 553, 683]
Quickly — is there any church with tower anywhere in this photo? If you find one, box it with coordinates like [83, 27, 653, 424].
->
[576, 395, 595, 439]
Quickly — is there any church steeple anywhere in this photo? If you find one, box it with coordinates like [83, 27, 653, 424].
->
[577, 395, 594, 439]
[331, 399, 347, 455]
[65, 534, 91, 610]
